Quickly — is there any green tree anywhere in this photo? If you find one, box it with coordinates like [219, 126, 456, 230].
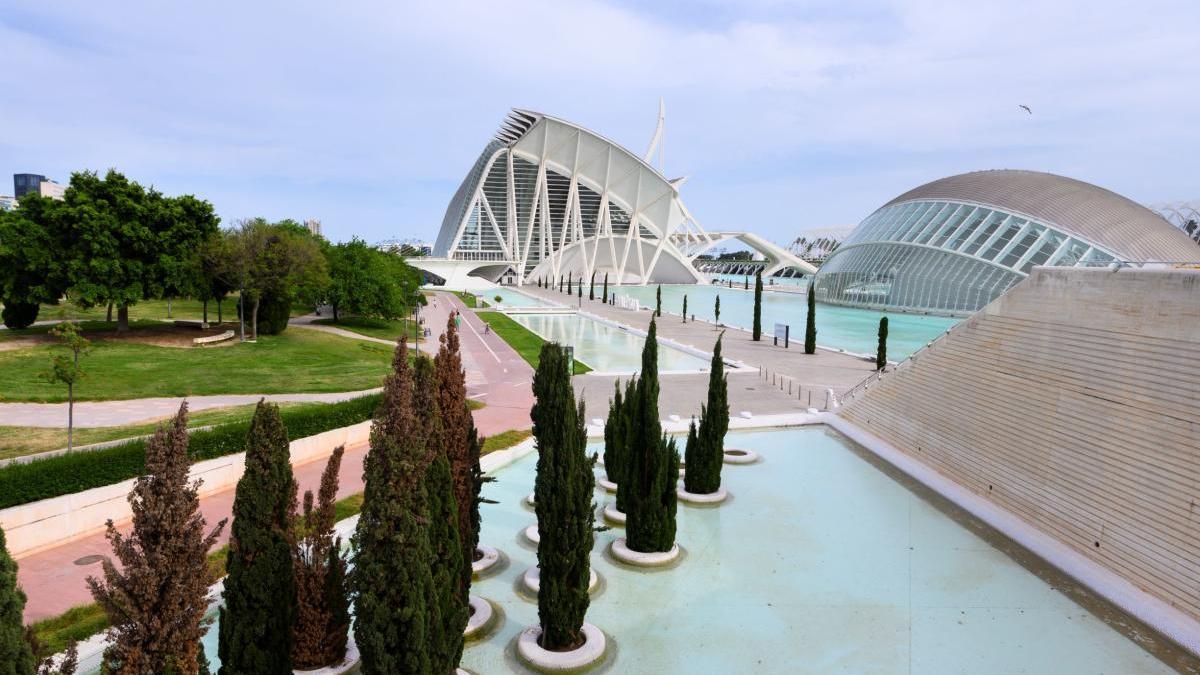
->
[612, 377, 637, 514]
[682, 295, 688, 323]
[0, 526, 36, 675]
[602, 273, 609, 304]
[291, 447, 349, 669]
[624, 319, 679, 552]
[325, 239, 417, 322]
[40, 323, 90, 452]
[351, 339, 437, 674]
[226, 219, 329, 339]
[589, 272, 595, 300]
[752, 272, 763, 341]
[714, 294, 721, 328]
[684, 335, 729, 494]
[197, 231, 238, 325]
[602, 380, 625, 486]
[804, 281, 817, 354]
[88, 404, 226, 675]
[876, 317, 888, 371]
[744, 275, 749, 290]
[0, 201, 68, 329]
[655, 284, 662, 317]
[531, 343, 594, 650]
[219, 402, 298, 674]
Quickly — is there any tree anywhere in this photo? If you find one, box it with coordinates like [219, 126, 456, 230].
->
[531, 342, 594, 650]
[325, 239, 417, 322]
[752, 272, 763, 341]
[558, 276, 563, 293]
[682, 295, 688, 323]
[219, 402, 298, 674]
[577, 283, 582, 301]
[589, 272, 595, 301]
[602, 273, 609, 304]
[804, 281, 817, 354]
[197, 232, 237, 325]
[714, 294, 721, 328]
[683, 335, 728, 494]
[0, 202, 67, 329]
[351, 339, 437, 674]
[226, 219, 329, 339]
[40, 323, 90, 452]
[612, 377, 637, 514]
[744, 275, 749, 290]
[876, 317, 888, 371]
[88, 404, 226, 675]
[413, 356, 466, 672]
[623, 319, 680, 553]
[602, 381, 626, 487]
[655, 284, 662, 317]
[1, 526, 36, 674]
[292, 447, 349, 670]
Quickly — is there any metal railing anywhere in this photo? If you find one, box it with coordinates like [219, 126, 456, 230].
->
[756, 366, 837, 411]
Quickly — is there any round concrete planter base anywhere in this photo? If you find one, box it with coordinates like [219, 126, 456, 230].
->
[602, 503, 626, 525]
[516, 622, 607, 672]
[523, 524, 541, 545]
[610, 537, 680, 567]
[463, 595, 496, 640]
[472, 544, 501, 577]
[525, 491, 536, 507]
[723, 448, 760, 465]
[677, 486, 729, 505]
[522, 566, 600, 595]
[596, 477, 618, 493]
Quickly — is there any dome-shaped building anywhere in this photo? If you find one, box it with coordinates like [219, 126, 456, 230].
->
[813, 170, 1199, 315]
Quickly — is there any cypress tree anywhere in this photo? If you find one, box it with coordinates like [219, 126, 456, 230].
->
[624, 319, 680, 553]
[352, 339, 438, 675]
[291, 446, 349, 670]
[682, 295, 688, 323]
[876, 317, 888, 371]
[602, 381, 624, 486]
[744, 275, 749, 290]
[466, 417, 489, 567]
[589, 272, 595, 300]
[219, 401, 298, 675]
[804, 281, 817, 354]
[602, 273, 609, 304]
[655, 284, 662, 317]
[88, 403, 225, 675]
[684, 335, 729, 494]
[0, 526, 35, 674]
[714, 295, 721, 328]
[531, 343, 594, 650]
[613, 377, 637, 514]
[414, 356, 466, 672]
[752, 272, 763, 341]
[559, 276, 563, 293]
[578, 283, 582, 300]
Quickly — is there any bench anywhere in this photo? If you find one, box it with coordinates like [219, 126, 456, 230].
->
[193, 330, 235, 346]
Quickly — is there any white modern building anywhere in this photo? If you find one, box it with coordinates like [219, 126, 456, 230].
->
[415, 108, 815, 289]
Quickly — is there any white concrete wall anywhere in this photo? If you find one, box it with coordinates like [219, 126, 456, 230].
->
[0, 421, 372, 560]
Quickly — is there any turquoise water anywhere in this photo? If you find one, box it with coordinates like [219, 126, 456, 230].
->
[461, 427, 1172, 674]
[478, 287, 562, 309]
[510, 313, 709, 373]
[613, 284, 958, 359]
[709, 272, 807, 287]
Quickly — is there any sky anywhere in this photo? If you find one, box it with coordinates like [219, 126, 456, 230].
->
[2, 0, 1198, 246]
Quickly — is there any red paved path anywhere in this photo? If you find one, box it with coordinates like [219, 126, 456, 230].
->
[18, 291, 534, 622]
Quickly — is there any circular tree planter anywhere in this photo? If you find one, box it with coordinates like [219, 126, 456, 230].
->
[525, 491, 536, 507]
[523, 524, 541, 545]
[517, 623, 607, 672]
[602, 503, 626, 525]
[610, 537, 680, 567]
[596, 477, 618, 493]
[522, 566, 599, 595]
[292, 634, 361, 674]
[472, 544, 501, 576]
[463, 595, 496, 640]
[677, 486, 729, 505]
[723, 448, 760, 465]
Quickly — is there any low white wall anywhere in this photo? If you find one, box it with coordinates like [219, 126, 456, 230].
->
[0, 421, 372, 560]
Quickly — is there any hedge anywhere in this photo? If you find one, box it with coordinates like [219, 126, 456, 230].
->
[0, 394, 381, 510]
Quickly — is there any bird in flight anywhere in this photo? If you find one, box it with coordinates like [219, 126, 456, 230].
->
[1019, 104, 1032, 115]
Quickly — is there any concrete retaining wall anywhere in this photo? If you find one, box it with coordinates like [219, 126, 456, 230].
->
[0, 420, 372, 559]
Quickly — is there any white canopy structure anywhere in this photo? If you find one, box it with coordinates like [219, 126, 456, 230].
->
[416, 108, 813, 288]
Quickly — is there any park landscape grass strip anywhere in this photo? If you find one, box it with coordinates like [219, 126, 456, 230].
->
[475, 311, 592, 374]
[311, 316, 420, 343]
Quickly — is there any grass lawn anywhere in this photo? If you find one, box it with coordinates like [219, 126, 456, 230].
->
[451, 291, 478, 308]
[32, 298, 232, 323]
[475, 311, 591, 374]
[0, 328, 392, 402]
[312, 316, 419, 342]
[0, 401, 332, 460]
[481, 428, 532, 454]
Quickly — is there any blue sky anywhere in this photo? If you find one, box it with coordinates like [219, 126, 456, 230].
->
[2, 0, 1197, 245]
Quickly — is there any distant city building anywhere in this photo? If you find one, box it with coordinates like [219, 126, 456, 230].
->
[377, 238, 433, 256]
[13, 173, 63, 199]
[304, 218, 323, 237]
[0, 195, 17, 211]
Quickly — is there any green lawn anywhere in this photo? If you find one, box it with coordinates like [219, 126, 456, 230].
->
[33, 298, 233, 323]
[475, 311, 591, 374]
[481, 428, 532, 454]
[0, 329, 392, 402]
[312, 316, 419, 342]
[451, 291, 478, 308]
[0, 401, 332, 460]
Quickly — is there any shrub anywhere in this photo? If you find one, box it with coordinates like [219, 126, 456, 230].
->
[1, 301, 39, 329]
[0, 394, 381, 509]
[257, 293, 293, 335]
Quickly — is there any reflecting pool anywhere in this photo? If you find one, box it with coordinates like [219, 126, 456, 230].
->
[461, 427, 1173, 674]
[478, 287, 563, 309]
[612, 284, 959, 359]
[510, 313, 709, 373]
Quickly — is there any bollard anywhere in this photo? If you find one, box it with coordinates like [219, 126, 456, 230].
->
[807, 390, 812, 406]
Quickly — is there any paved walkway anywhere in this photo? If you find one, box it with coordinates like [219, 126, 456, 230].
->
[14, 291, 534, 622]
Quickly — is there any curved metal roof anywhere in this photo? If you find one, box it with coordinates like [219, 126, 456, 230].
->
[880, 170, 1199, 261]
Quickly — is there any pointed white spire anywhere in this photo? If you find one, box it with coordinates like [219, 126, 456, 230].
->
[644, 98, 666, 170]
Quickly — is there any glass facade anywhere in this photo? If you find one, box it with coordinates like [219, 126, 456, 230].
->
[816, 199, 1118, 314]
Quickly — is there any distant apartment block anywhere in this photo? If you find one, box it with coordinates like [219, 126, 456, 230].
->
[0, 195, 17, 211]
[304, 218, 323, 237]
[377, 238, 433, 256]
[13, 173, 64, 199]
